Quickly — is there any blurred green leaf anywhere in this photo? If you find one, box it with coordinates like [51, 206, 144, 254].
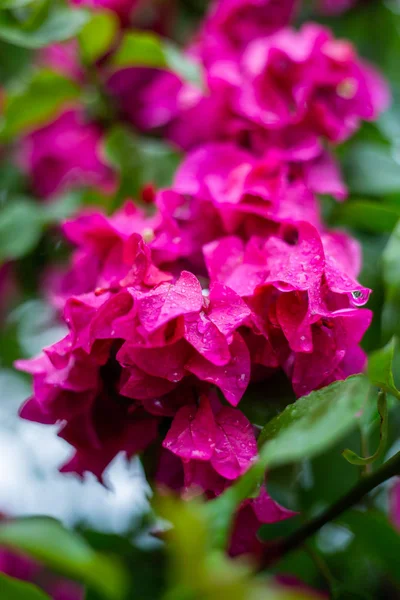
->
[111, 31, 202, 85]
[0, 69, 80, 139]
[81, 530, 166, 600]
[0, 198, 43, 262]
[0, 0, 36, 7]
[332, 586, 371, 600]
[0, 39, 31, 84]
[367, 338, 400, 399]
[0, 517, 127, 600]
[111, 31, 166, 68]
[332, 201, 400, 234]
[79, 9, 117, 64]
[0, 160, 27, 199]
[344, 143, 400, 196]
[163, 41, 203, 85]
[339, 511, 400, 585]
[0, 4, 89, 48]
[159, 496, 316, 600]
[0, 573, 50, 600]
[104, 126, 180, 203]
[382, 221, 400, 341]
[139, 138, 181, 189]
[11, 299, 67, 357]
[40, 190, 83, 223]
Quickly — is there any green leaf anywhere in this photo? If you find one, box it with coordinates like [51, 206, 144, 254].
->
[0, 573, 50, 600]
[0, 517, 127, 600]
[79, 10, 117, 64]
[139, 138, 181, 189]
[367, 338, 400, 399]
[339, 511, 400, 585]
[111, 31, 202, 85]
[344, 143, 400, 196]
[163, 42, 203, 85]
[0, 0, 36, 8]
[81, 530, 166, 600]
[332, 200, 400, 233]
[11, 299, 67, 357]
[0, 4, 89, 48]
[104, 126, 180, 204]
[158, 496, 316, 600]
[40, 190, 83, 224]
[208, 376, 371, 548]
[111, 31, 166, 68]
[257, 375, 371, 462]
[1, 69, 80, 139]
[382, 221, 400, 342]
[0, 198, 43, 262]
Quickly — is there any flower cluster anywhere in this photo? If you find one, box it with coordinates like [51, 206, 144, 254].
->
[17, 0, 388, 557]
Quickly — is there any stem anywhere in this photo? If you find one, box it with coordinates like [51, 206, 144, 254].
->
[260, 449, 400, 568]
[360, 426, 371, 476]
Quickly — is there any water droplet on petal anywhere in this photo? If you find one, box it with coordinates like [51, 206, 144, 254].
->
[350, 289, 370, 307]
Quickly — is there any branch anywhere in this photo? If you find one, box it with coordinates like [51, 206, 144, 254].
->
[260, 449, 400, 569]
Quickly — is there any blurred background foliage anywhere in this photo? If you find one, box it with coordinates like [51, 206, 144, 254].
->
[1, 0, 400, 599]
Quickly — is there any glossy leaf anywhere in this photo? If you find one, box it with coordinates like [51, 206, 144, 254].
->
[0, 517, 127, 599]
[257, 375, 371, 466]
[0, 573, 50, 600]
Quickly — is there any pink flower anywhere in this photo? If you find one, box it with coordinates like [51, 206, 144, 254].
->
[142, 23, 389, 160]
[40, 42, 83, 83]
[237, 24, 390, 142]
[204, 220, 371, 396]
[17, 221, 256, 479]
[194, 0, 299, 64]
[50, 202, 164, 306]
[70, 0, 138, 24]
[16, 332, 160, 481]
[174, 143, 325, 235]
[162, 393, 258, 483]
[230, 486, 297, 557]
[106, 68, 183, 130]
[20, 109, 115, 199]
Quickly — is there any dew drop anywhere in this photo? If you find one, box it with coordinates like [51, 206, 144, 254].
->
[350, 289, 369, 307]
